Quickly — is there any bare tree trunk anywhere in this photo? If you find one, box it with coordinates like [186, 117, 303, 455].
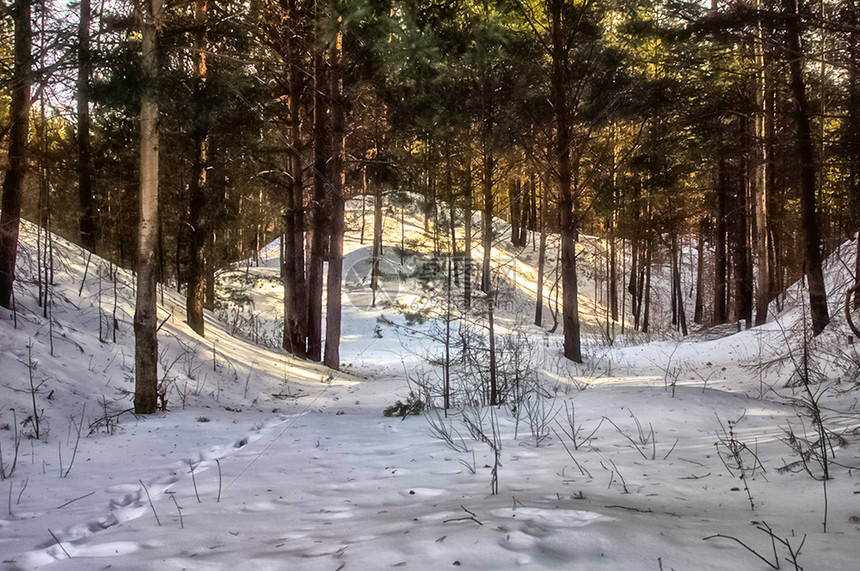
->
[609, 222, 618, 322]
[609, 126, 618, 323]
[526, 175, 534, 246]
[629, 235, 639, 324]
[307, 30, 330, 362]
[508, 177, 520, 247]
[204, 234, 215, 311]
[370, 162, 383, 305]
[535, 175, 547, 326]
[694, 217, 705, 324]
[488, 295, 498, 405]
[550, 0, 581, 362]
[78, 0, 96, 252]
[672, 233, 688, 336]
[185, 0, 209, 337]
[714, 160, 728, 324]
[0, 0, 32, 309]
[642, 239, 652, 334]
[481, 140, 494, 294]
[282, 0, 308, 358]
[324, 31, 345, 370]
[134, 0, 162, 414]
[464, 145, 473, 309]
[754, 3, 770, 325]
[848, 0, 860, 311]
[635, 243, 646, 330]
[446, 141, 459, 286]
[784, 0, 830, 335]
[732, 142, 752, 327]
[360, 171, 366, 245]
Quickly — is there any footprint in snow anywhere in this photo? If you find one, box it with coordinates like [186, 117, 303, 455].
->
[400, 488, 446, 498]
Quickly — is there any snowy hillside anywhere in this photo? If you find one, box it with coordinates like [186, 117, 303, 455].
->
[1, 205, 860, 570]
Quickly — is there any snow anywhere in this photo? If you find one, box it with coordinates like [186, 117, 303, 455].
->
[1, 202, 860, 570]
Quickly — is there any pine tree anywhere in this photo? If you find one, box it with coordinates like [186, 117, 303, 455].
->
[0, 0, 32, 309]
[134, 0, 162, 414]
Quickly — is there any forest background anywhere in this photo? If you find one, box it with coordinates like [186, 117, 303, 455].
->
[1, 0, 859, 414]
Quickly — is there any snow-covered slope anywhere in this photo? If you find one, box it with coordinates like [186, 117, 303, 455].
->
[1, 205, 859, 570]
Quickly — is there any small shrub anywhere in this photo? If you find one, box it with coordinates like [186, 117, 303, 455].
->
[383, 392, 425, 418]
[387, 301, 431, 325]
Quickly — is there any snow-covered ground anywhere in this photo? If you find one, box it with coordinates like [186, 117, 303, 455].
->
[1, 201, 860, 570]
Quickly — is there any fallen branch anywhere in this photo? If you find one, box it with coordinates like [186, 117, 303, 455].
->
[56, 491, 95, 509]
[47, 529, 71, 559]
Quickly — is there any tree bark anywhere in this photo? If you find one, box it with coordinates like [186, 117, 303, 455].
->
[629, 234, 639, 324]
[464, 144, 473, 309]
[754, 4, 770, 325]
[714, 160, 728, 324]
[784, 0, 830, 335]
[847, 0, 860, 310]
[0, 0, 32, 309]
[508, 177, 520, 247]
[694, 217, 705, 324]
[732, 145, 752, 327]
[642, 239, 652, 334]
[185, 0, 209, 337]
[77, 0, 96, 252]
[481, 135, 494, 294]
[488, 295, 498, 405]
[134, 0, 162, 414]
[535, 174, 547, 326]
[324, 30, 345, 370]
[370, 161, 383, 305]
[446, 141, 458, 286]
[307, 31, 329, 362]
[550, 0, 582, 362]
[282, 0, 308, 358]
[672, 233, 688, 336]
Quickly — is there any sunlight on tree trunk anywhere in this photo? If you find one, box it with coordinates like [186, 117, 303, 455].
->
[0, 0, 32, 310]
[134, 0, 162, 414]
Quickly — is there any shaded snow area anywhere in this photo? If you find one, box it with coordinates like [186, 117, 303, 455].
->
[2, 201, 860, 570]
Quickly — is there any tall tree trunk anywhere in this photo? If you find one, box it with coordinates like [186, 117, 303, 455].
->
[629, 234, 639, 324]
[754, 12, 770, 326]
[360, 173, 366, 245]
[609, 216, 618, 322]
[282, 0, 308, 358]
[642, 238, 652, 334]
[488, 295, 498, 405]
[784, 0, 830, 335]
[714, 159, 728, 324]
[535, 174, 547, 326]
[134, 0, 161, 414]
[848, 0, 860, 310]
[77, 0, 96, 252]
[550, 0, 581, 362]
[370, 159, 383, 306]
[508, 177, 520, 247]
[185, 0, 209, 337]
[446, 141, 459, 286]
[324, 31, 345, 370]
[694, 217, 706, 324]
[672, 233, 688, 335]
[481, 141, 493, 294]
[609, 126, 618, 322]
[0, 0, 32, 310]
[204, 233, 215, 311]
[464, 145, 473, 309]
[307, 35, 329, 362]
[732, 146, 752, 327]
